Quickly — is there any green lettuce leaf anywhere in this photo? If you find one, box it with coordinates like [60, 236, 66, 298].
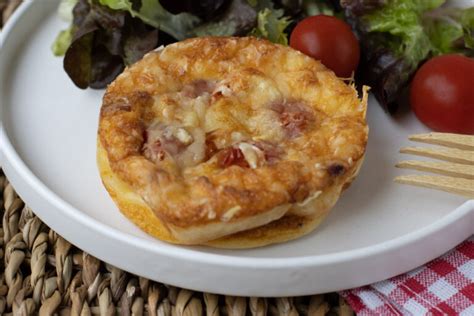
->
[192, 0, 289, 42]
[462, 7, 474, 49]
[426, 12, 463, 54]
[302, 0, 335, 17]
[424, 6, 474, 55]
[362, 0, 473, 61]
[363, 0, 445, 67]
[51, 0, 79, 56]
[246, 0, 274, 11]
[247, 0, 258, 6]
[52, 26, 74, 56]
[58, 0, 78, 22]
[250, 8, 291, 44]
[342, 0, 474, 114]
[99, 0, 201, 40]
[96, 0, 129, 11]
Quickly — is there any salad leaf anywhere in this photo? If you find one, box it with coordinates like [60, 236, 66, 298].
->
[301, 0, 335, 16]
[191, 0, 258, 37]
[247, 0, 275, 11]
[425, 8, 464, 54]
[51, 0, 79, 56]
[270, 0, 338, 41]
[99, 0, 201, 40]
[51, 0, 341, 89]
[52, 27, 74, 56]
[342, 0, 474, 114]
[276, 0, 302, 16]
[54, 0, 285, 89]
[250, 8, 292, 44]
[247, 0, 258, 6]
[462, 7, 474, 49]
[159, 0, 230, 19]
[123, 19, 159, 65]
[58, 0, 78, 22]
[362, 0, 442, 67]
[64, 32, 94, 89]
[245, 0, 293, 44]
[62, 0, 159, 89]
[96, 0, 129, 10]
[64, 0, 126, 89]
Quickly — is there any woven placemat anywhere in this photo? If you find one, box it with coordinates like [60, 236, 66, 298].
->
[1, 1, 355, 314]
[1, 174, 357, 316]
[0, 0, 20, 28]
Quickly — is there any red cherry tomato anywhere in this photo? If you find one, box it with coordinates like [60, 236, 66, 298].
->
[410, 54, 474, 135]
[289, 15, 360, 78]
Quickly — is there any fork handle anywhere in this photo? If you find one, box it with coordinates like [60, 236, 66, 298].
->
[395, 175, 474, 198]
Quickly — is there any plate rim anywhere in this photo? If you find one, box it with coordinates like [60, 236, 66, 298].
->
[1, 0, 473, 296]
[2, 136, 474, 267]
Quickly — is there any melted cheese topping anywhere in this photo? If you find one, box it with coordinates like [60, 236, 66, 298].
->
[98, 37, 368, 236]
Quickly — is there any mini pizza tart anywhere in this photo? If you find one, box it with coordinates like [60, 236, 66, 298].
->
[98, 37, 368, 248]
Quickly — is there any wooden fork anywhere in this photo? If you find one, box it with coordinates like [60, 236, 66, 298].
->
[395, 132, 474, 198]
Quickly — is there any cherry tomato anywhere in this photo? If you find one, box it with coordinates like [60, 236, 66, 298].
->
[410, 54, 474, 135]
[289, 15, 360, 78]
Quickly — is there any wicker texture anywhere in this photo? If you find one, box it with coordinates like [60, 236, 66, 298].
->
[0, 172, 354, 315]
[1, 1, 354, 314]
[0, 0, 20, 28]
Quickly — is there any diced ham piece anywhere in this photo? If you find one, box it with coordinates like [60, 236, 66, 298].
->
[217, 147, 250, 168]
[143, 124, 193, 163]
[205, 137, 218, 161]
[215, 142, 281, 169]
[250, 141, 283, 164]
[143, 139, 166, 162]
[271, 101, 314, 138]
[182, 80, 216, 98]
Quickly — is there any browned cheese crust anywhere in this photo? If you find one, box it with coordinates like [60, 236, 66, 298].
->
[98, 37, 369, 246]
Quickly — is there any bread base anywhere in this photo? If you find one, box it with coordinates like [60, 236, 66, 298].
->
[97, 141, 363, 248]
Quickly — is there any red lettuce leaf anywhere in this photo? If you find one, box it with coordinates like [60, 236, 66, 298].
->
[63, 0, 158, 89]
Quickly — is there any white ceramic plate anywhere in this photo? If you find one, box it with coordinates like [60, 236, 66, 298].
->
[1, 0, 473, 297]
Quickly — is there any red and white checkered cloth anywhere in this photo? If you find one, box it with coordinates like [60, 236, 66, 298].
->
[341, 236, 474, 315]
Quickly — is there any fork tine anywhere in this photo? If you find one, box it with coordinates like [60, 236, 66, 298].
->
[400, 147, 474, 165]
[394, 175, 474, 198]
[396, 160, 474, 179]
[409, 133, 474, 150]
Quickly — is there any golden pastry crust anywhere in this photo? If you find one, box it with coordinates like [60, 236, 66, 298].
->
[98, 37, 368, 245]
[97, 141, 364, 248]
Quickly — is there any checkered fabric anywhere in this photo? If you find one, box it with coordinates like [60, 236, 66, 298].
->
[341, 236, 474, 315]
